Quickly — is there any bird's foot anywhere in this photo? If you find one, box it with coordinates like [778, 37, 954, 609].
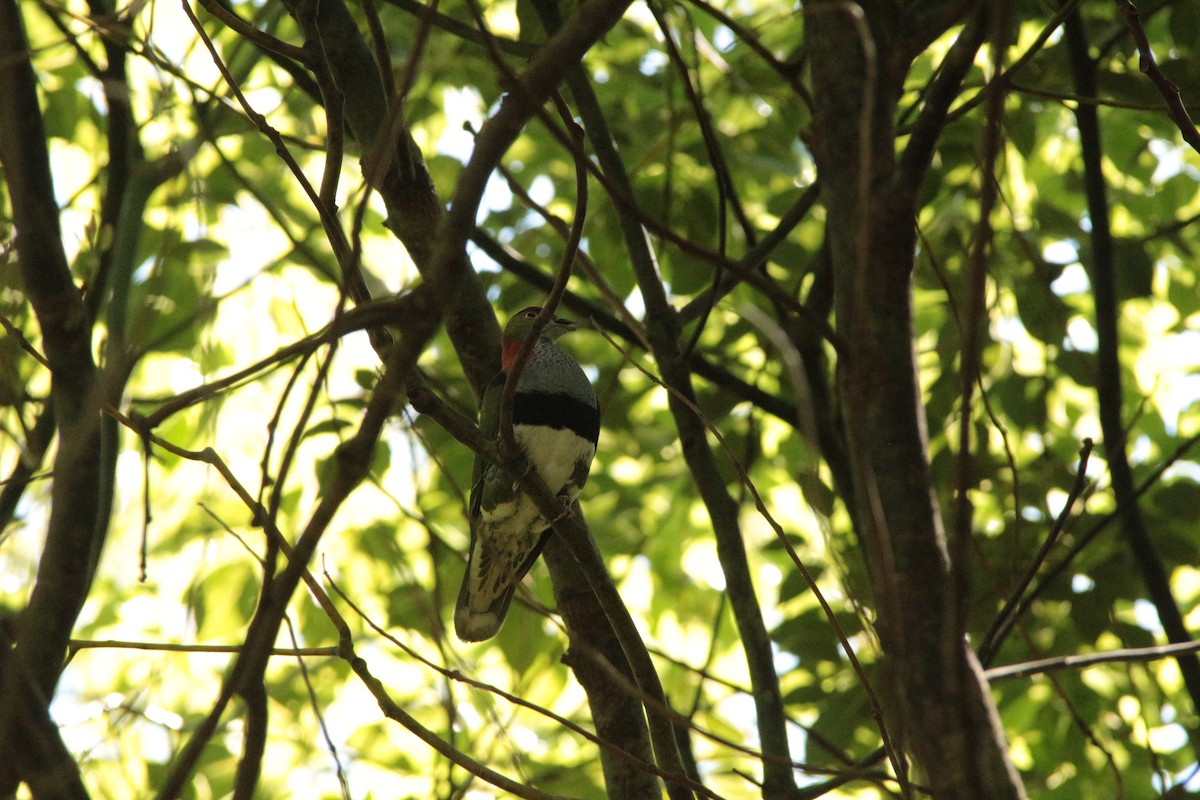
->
[551, 499, 576, 524]
[506, 461, 537, 494]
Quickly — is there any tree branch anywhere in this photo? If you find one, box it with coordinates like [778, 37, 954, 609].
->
[1115, 0, 1200, 153]
[897, 4, 986, 194]
[529, 1, 797, 794]
[0, 2, 105, 794]
[1064, 5, 1200, 745]
[950, 0, 1010, 706]
[806, 0, 1026, 795]
[0, 621, 90, 799]
[986, 638, 1200, 683]
[407, 381, 701, 799]
[540, 536, 665, 798]
[271, 0, 500, 396]
[155, 287, 446, 800]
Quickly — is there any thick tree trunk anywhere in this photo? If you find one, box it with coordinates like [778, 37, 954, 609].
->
[805, 2, 1026, 797]
[0, 3, 105, 795]
[542, 535, 664, 800]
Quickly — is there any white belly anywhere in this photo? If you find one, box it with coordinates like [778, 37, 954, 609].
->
[514, 423, 596, 499]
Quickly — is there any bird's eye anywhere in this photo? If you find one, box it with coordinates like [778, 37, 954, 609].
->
[525, 310, 538, 318]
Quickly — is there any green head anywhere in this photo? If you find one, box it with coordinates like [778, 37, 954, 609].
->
[501, 306, 576, 368]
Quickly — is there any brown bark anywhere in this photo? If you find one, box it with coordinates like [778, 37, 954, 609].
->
[805, 2, 1026, 796]
[542, 535, 664, 799]
[0, 2, 107, 796]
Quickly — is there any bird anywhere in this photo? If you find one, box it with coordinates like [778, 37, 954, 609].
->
[454, 306, 600, 642]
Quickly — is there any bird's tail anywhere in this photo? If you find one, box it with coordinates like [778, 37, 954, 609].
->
[454, 580, 516, 642]
[453, 528, 551, 642]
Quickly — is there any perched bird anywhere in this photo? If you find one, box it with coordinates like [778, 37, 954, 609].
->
[454, 307, 600, 642]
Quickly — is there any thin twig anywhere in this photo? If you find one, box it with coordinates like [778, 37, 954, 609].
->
[380, 0, 537, 57]
[138, 296, 412, 429]
[311, 585, 581, 799]
[195, 0, 308, 62]
[950, 0, 1010, 680]
[1115, 0, 1200, 153]
[182, 0, 355, 278]
[325, 575, 716, 792]
[489, 158, 652, 351]
[67, 639, 338, 657]
[987, 639, 1200, 682]
[497, 97, 587, 457]
[0, 313, 50, 368]
[681, 0, 812, 105]
[978, 439, 1093, 666]
[284, 616, 352, 800]
[593, 325, 900, 783]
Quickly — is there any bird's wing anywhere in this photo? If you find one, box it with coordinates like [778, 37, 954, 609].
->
[469, 370, 506, 519]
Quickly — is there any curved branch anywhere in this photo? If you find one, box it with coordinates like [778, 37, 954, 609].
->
[155, 287, 447, 800]
[807, 1, 1026, 795]
[1115, 0, 1200, 153]
[407, 382, 702, 800]
[273, 0, 501, 395]
[159, 0, 638, 791]
[0, 2, 104, 793]
[528, 1, 797, 794]
[897, 4, 986, 194]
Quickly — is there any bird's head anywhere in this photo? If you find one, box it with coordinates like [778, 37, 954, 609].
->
[501, 306, 577, 368]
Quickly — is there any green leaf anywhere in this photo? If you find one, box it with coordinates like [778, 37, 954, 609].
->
[196, 561, 259, 642]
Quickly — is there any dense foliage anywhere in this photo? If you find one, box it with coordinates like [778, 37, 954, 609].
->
[2, 0, 1200, 797]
